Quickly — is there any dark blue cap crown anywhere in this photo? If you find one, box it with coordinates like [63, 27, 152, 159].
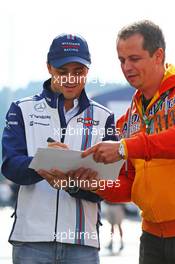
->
[47, 34, 91, 68]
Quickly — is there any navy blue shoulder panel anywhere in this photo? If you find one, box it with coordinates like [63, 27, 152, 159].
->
[89, 100, 116, 141]
[1, 102, 43, 185]
[103, 113, 117, 141]
[16, 94, 43, 106]
[89, 99, 112, 115]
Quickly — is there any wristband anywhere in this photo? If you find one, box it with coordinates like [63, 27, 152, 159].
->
[118, 140, 126, 159]
[66, 186, 80, 194]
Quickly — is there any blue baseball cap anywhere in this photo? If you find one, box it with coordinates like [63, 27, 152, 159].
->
[47, 33, 91, 68]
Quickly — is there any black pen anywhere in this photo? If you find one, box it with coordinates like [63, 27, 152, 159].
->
[47, 137, 56, 143]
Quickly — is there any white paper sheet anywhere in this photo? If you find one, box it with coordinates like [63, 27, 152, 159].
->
[29, 148, 124, 180]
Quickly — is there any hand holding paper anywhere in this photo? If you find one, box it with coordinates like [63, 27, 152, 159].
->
[29, 147, 124, 181]
[37, 168, 69, 190]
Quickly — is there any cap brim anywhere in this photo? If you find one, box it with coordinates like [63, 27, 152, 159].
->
[49, 56, 91, 69]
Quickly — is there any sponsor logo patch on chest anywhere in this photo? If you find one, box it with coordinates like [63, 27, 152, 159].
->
[77, 117, 99, 127]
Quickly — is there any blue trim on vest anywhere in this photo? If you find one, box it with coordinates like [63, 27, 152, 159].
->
[74, 104, 94, 244]
[81, 104, 93, 150]
[75, 199, 85, 245]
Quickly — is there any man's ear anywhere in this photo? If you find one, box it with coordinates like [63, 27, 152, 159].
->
[85, 67, 89, 75]
[155, 48, 164, 64]
[47, 63, 52, 74]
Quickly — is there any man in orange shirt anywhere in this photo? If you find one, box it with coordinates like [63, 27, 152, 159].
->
[78, 20, 175, 264]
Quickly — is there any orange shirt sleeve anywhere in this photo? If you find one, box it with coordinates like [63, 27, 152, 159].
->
[124, 126, 175, 160]
[96, 160, 135, 203]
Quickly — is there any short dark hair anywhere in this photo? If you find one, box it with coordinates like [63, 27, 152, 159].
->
[117, 20, 166, 60]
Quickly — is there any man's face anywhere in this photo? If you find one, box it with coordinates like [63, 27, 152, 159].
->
[47, 62, 89, 99]
[117, 33, 163, 92]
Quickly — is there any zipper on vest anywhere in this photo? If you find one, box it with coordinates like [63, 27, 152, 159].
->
[54, 190, 59, 241]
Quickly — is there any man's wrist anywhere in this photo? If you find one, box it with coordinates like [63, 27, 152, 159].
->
[91, 187, 99, 193]
[90, 179, 103, 193]
[118, 139, 127, 159]
[66, 186, 80, 194]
